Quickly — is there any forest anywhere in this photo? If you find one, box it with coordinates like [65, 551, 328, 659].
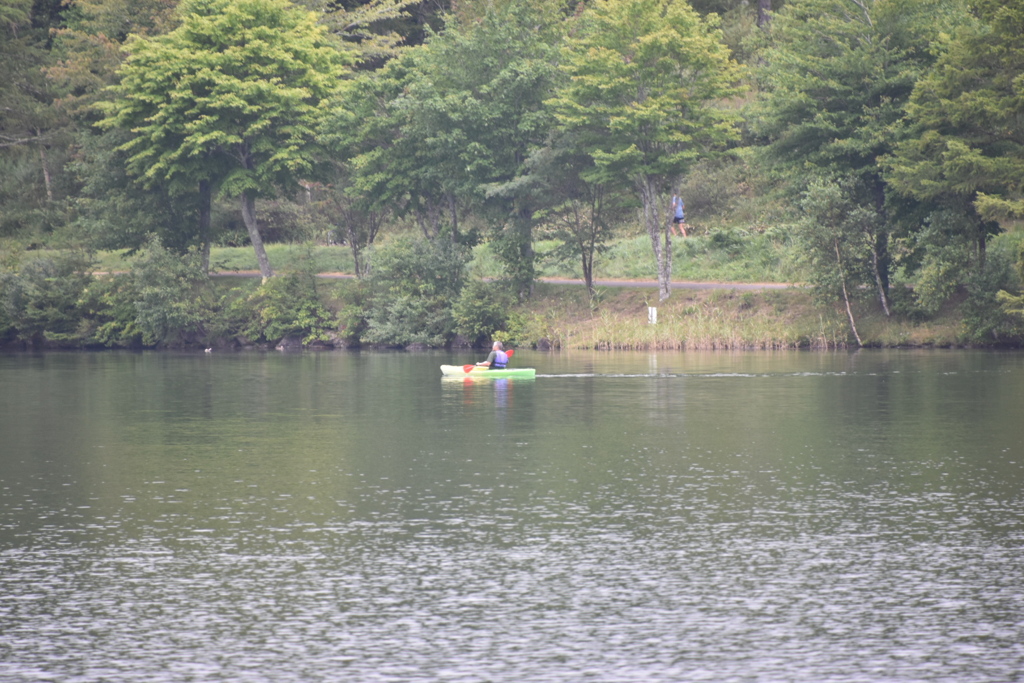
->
[1, 0, 1023, 349]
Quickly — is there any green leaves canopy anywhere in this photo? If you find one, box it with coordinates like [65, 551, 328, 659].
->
[548, 0, 744, 300]
[886, 0, 1024, 222]
[750, 0, 971, 314]
[550, 0, 743, 186]
[325, 0, 562, 294]
[751, 0, 961, 184]
[101, 0, 351, 198]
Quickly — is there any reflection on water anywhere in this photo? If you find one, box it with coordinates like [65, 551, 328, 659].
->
[1, 350, 1023, 682]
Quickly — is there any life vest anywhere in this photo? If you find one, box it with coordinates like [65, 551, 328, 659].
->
[492, 350, 508, 369]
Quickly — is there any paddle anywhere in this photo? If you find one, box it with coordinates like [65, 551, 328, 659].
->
[463, 349, 513, 373]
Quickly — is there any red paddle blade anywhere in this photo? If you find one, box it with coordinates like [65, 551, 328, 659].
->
[507, 349, 514, 358]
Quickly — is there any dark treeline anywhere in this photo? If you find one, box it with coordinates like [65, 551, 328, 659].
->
[1, 0, 1023, 349]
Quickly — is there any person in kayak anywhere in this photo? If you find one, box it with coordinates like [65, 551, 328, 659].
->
[476, 341, 509, 369]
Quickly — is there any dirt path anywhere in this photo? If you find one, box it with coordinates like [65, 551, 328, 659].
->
[208, 271, 798, 291]
[537, 277, 797, 291]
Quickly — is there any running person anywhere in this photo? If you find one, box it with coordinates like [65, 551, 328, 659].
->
[671, 193, 687, 237]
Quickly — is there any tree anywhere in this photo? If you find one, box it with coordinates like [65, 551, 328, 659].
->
[796, 176, 883, 346]
[310, 172, 387, 278]
[750, 0, 969, 315]
[525, 132, 629, 301]
[328, 0, 562, 296]
[886, 0, 1024, 240]
[319, 0, 435, 66]
[0, 0, 71, 237]
[99, 0, 352, 278]
[548, 0, 744, 300]
[324, 47, 462, 243]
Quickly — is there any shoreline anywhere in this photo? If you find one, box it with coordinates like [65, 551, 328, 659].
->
[5, 272, 1017, 351]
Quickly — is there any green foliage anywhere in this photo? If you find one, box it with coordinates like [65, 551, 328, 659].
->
[752, 0, 964, 181]
[102, 0, 351, 197]
[996, 234, 1024, 322]
[959, 246, 1023, 343]
[903, 210, 976, 315]
[550, 0, 745, 186]
[452, 279, 516, 346]
[795, 177, 876, 308]
[66, 128, 207, 254]
[678, 157, 749, 221]
[525, 131, 631, 299]
[126, 237, 216, 347]
[0, 240, 219, 348]
[326, 0, 562, 293]
[360, 235, 470, 347]
[77, 274, 145, 348]
[0, 250, 94, 346]
[99, 0, 353, 277]
[223, 273, 338, 345]
[886, 0, 1024, 222]
[751, 0, 971, 313]
[334, 281, 370, 345]
[0, 0, 72, 242]
[319, 0, 428, 66]
[707, 227, 748, 254]
[549, 0, 745, 299]
[996, 289, 1024, 322]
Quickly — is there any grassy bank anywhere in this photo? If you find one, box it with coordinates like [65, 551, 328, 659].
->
[91, 226, 799, 285]
[5, 228, 1016, 350]
[93, 243, 358, 274]
[500, 283, 969, 350]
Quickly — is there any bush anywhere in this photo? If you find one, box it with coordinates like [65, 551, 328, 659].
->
[906, 210, 976, 316]
[127, 238, 216, 347]
[453, 279, 516, 346]
[78, 275, 147, 348]
[0, 250, 95, 346]
[221, 272, 337, 346]
[360, 236, 470, 347]
[959, 241, 1024, 343]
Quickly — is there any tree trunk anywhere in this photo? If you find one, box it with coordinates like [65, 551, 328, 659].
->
[870, 179, 891, 315]
[977, 223, 987, 270]
[581, 241, 595, 302]
[516, 206, 535, 299]
[418, 200, 442, 240]
[640, 178, 671, 301]
[757, 0, 771, 27]
[446, 191, 458, 243]
[835, 239, 863, 347]
[38, 142, 53, 203]
[198, 179, 212, 274]
[870, 238, 891, 317]
[240, 191, 274, 280]
[346, 223, 363, 278]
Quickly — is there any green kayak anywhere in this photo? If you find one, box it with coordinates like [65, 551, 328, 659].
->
[440, 365, 536, 379]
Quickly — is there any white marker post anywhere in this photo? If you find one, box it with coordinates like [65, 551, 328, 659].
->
[648, 306, 657, 325]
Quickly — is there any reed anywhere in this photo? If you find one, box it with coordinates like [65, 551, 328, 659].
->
[523, 286, 832, 350]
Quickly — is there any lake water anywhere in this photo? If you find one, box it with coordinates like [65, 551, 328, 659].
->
[1, 349, 1022, 682]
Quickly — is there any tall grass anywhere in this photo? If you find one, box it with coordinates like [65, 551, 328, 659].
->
[559, 307, 811, 350]
[521, 286, 848, 350]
